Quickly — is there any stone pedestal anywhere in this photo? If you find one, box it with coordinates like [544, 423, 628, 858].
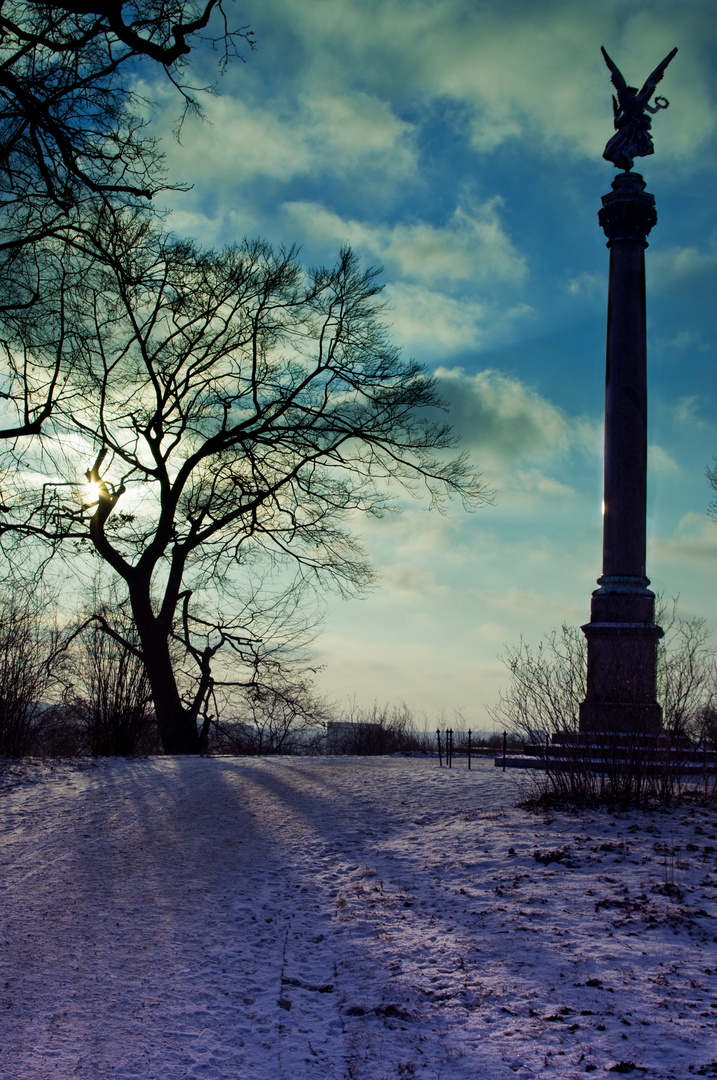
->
[579, 172, 663, 734]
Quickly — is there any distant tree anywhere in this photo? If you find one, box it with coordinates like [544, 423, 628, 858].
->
[488, 623, 586, 740]
[211, 675, 332, 755]
[0, 581, 59, 756]
[488, 604, 717, 805]
[2, 224, 490, 753]
[695, 704, 717, 751]
[329, 700, 425, 755]
[62, 601, 157, 756]
[656, 599, 717, 737]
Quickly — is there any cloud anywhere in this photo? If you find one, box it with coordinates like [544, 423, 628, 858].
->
[304, 92, 415, 169]
[649, 445, 680, 473]
[434, 367, 597, 463]
[567, 272, 601, 296]
[475, 585, 567, 617]
[161, 97, 312, 185]
[383, 283, 487, 355]
[670, 395, 708, 428]
[383, 201, 527, 284]
[281, 199, 527, 285]
[377, 283, 532, 359]
[155, 89, 417, 197]
[258, 0, 716, 167]
[380, 563, 447, 598]
[653, 512, 717, 566]
[361, 506, 466, 563]
[514, 469, 576, 497]
[470, 583, 589, 638]
[663, 331, 706, 353]
[650, 246, 717, 290]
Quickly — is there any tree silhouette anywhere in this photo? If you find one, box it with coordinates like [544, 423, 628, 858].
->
[0, 2, 252, 438]
[0, 2, 251, 233]
[2, 220, 490, 753]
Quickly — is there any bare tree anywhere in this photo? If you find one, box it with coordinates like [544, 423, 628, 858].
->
[0, 581, 59, 756]
[61, 603, 157, 756]
[211, 675, 331, 755]
[694, 705, 717, 752]
[489, 602, 717, 744]
[0, 2, 252, 240]
[488, 623, 586, 740]
[329, 699, 427, 755]
[2, 223, 490, 753]
[0, 2, 253, 442]
[656, 598, 717, 737]
[489, 602, 717, 804]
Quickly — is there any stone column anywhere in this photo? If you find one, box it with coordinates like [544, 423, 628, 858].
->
[579, 171, 663, 734]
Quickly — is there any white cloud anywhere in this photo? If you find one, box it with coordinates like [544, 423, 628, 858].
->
[653, 512, 717, 566]
[663, 330, 707, 354]
[381, 563, 447, 598]
[434, 367, 598, 464]
[381, 284, 532, 358]
[514, 469, 576, 498]
[567, 272, 601, 296]
[384, 201, 527, 284]
[650, 246, 717, 289]
[383, 283, 488, 355]
[361, 506, 466, 563]
[671, 395, 708, 428]
[281, 199, 527, 285]
[305, 92, 415, 168]
[260, 0, 715, 167]
[163, 97, 312, 185]
[154, 88, 417, 195]
[649, 445, 680, 473]
[474, 585, 566, 617]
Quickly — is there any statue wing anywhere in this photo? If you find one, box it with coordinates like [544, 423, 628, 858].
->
[638, 47, 678, 104]
[601, 46, 629, 108]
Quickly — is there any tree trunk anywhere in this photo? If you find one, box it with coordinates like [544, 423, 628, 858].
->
[130, 593, 201, 754]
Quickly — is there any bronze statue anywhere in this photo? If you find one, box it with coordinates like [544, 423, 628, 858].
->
[601, 46, 677, 172]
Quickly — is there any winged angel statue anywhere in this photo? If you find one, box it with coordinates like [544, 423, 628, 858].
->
[602, 46, 678, 172]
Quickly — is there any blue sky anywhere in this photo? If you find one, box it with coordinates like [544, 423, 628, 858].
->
[142, 0, 717, 726]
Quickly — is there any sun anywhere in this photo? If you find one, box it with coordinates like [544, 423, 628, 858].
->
[84, 480, 102, 505]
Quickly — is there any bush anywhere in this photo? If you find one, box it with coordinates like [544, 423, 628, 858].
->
[489, 602, 717, 806]
[61, 612, 159, 756]
[0, 585, 59, 756]
[209, 677, 330, 756]
[326, 701, 435, 755]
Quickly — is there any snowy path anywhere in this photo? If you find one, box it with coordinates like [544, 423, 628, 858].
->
[1, 756, 717, 1079]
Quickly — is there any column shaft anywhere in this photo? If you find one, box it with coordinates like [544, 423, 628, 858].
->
[602, 238, 648, 580]
[579, 172, 663, 735]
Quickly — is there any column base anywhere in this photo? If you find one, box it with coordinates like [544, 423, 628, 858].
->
[579, 701, 663, 735]
[579, 579, 663, 735]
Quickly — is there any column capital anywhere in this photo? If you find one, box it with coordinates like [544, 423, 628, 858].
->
[598, 172, 657, 244]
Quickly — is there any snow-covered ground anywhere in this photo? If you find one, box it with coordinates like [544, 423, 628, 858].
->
[1, 755, 716, 1080]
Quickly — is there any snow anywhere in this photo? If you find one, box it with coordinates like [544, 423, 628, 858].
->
[1, 754, 716, 1080]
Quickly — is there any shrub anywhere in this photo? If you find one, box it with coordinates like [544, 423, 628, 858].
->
[61, 612, 158, 756]
[489, 601, 717, 806]
[0, 585, 59, 756]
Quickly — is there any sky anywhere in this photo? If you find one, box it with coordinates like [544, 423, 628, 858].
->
[141, 0, 717, 728]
